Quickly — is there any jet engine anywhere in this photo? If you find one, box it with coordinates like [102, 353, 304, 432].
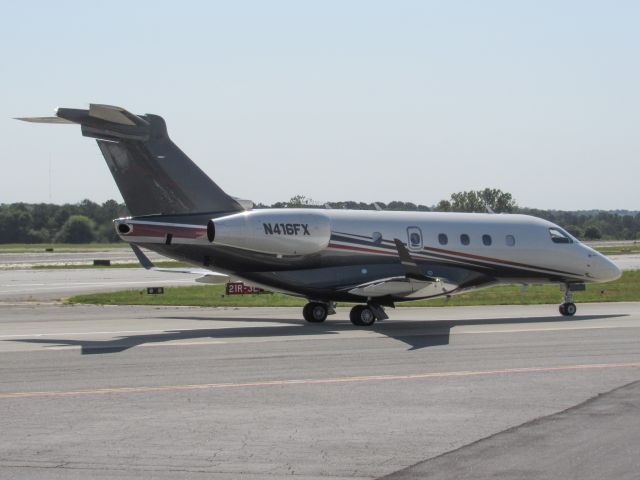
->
[207, 210, 331, 256]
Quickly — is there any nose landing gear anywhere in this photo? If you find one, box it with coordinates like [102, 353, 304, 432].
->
[559, 284, 582, 317]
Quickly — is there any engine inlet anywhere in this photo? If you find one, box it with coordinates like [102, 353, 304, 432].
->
[207, 220, 215, 243]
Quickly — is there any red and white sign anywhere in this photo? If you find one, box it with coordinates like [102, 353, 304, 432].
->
[225, 282, 265, 295]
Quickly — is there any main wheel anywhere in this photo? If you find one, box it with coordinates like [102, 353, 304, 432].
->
[349, 305, 376, 326]
[559, 302, 576, 317]
[303, 302, 328, 323]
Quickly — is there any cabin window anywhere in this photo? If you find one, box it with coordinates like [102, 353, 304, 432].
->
[438, 233, 448, 245]
[482, 234, 492, 246]
[372, 232, 382, 244]
[505, 234, 516, 246]
[406, 226, 423, 251]
[460, 234, 470, 246]
[549, 227, 572, 244]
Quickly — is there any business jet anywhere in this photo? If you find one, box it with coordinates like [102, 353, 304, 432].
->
[18, 105, 622, 326]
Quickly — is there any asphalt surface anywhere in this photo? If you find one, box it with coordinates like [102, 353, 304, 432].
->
[0, 268, 195, 302]
[610, 253, 640, 271]
[0, 248, 168, 268]
[1, 302, 640, 479]
[381, 379, 640, 480]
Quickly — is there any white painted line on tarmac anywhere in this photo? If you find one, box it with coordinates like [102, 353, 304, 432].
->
[0, 279, 193, 293]
[0, 329, 176, 339]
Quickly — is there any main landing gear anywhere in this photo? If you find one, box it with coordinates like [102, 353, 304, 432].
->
[302, 302, 335, 323]
[302, 301, 387, 326]
[349, 305, 376, 326]
[559, 285, 577, 317]
[349, 303, 388, 326]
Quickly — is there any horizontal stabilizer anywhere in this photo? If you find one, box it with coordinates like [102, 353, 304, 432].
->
[88, 104, 147, 127]
[15, 116, 74, 124]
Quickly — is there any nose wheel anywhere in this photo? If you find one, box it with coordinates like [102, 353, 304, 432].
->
[559, 302, 577, 316]
[559, 285, 577, 317]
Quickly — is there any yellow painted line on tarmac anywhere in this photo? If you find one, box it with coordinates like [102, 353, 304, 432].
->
[1, 362, 639, 400]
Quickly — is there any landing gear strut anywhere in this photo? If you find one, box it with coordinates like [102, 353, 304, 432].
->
[559, 285, 577, 317]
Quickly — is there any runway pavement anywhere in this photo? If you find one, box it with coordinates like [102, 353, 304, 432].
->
[1, 302, 639, 479]
[0, 248, 168, 269]
[0, 268, 194, 302]
[610, 253, 640, 271]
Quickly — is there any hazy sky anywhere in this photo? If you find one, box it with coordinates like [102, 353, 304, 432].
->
[1, 1, 638, 210]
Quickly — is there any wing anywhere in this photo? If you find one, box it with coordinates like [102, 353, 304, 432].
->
[130, 244, 228, 284]
[347, 276, 450, 298]
[346, 238, 456, 299]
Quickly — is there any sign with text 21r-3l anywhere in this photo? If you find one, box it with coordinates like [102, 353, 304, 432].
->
[225, 282, 267, 295]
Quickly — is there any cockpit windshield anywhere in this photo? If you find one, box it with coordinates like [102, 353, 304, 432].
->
[549, 227, 573, 244]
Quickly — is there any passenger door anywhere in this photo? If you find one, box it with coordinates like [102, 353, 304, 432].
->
[406, 226, 423, 252]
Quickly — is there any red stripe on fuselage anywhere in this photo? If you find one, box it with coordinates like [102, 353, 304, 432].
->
[327, 243, 397, 257]
[128, 224, 206, 239]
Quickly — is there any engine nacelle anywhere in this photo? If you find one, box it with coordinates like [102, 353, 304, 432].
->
[207, 210, 331, 256]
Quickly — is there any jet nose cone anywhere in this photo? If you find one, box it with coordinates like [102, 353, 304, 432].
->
[598, 256, 623, 282]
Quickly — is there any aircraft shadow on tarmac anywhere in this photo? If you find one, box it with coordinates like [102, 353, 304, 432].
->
[10, 313, 628, 354]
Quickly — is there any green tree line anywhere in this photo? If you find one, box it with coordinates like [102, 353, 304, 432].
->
[0, 200, 127, 244]
[1, 190, 639, 243]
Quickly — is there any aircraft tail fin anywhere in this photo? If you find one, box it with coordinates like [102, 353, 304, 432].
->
[18, 104, 244, 217]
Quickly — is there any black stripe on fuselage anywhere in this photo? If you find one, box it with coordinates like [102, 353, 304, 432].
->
[330, 231, 583, 280]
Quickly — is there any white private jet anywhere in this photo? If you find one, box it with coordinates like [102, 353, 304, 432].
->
[18, 105, 622, 325]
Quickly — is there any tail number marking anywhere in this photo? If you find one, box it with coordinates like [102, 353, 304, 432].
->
[263, 223, 310, 236]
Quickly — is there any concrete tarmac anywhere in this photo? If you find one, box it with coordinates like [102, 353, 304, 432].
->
[382, 380, 640, 480]
[0, 268, 195, 302]
[0, 248, 168, 269]
[1, 302, 640, 479]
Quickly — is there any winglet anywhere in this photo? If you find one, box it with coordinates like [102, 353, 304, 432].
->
[393, 239, 437, 282]
[131, 244, 154, 270]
